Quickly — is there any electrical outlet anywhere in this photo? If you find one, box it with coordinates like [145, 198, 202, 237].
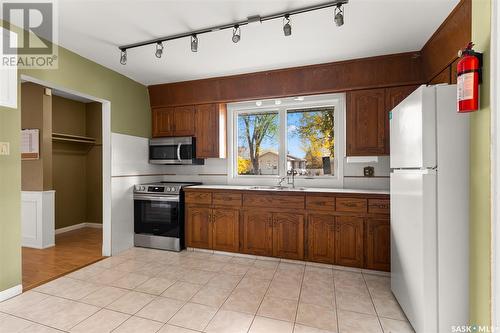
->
[0, 142, 10, 155]
[364, 166, 374, 177]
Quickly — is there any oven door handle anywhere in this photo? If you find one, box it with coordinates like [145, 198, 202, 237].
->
[177, 143, 182, 162]
[133, 195, 180, 202]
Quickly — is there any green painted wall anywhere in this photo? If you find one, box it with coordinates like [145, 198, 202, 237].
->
[0, 22, 150, 293]
[470, 0, 491, 325]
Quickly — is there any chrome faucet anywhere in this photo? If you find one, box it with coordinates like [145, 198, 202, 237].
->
[277, 176, 287, 187]
[287, 169, 298, 188]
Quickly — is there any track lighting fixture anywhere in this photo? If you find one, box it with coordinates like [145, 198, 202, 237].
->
[283, 14, 292, 37]
[120, 49, 127, 65]
[232, 25, 241, 43]
[191, 34, 198, 52]
[155, 42, 163, 58]
[334, 4, 344, 27]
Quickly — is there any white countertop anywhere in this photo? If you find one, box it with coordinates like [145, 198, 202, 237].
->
[186, 184, 389, 195]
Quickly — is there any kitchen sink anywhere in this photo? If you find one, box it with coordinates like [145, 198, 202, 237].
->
[249, 186, 307, 191]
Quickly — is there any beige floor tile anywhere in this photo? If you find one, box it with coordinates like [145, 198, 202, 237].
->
[69, 308, 130, 333]
[157, 266, 188, 280]
[140, 262, 167, 276]
[222, 290, 265, 315]
[0, 312, 32, 332]
[135, 277, 177, 295]
[161, 281, 203, 301]
[113, 316, 164, 333]
[293, 323, 336, 333]
[79, 286, 129, 307]
[229, 257, 256, 266]
[34, 277, 100, 300]
[336, 289, 376, 315]
[114, 260, 148, 272]
[296, 303, 337, 332]
[179, 269, 217, 284]
[379, 318, 415, 333]
[167, 302, 217, 331]
[111, 272, 150, 290]
[338, 310, 382, 333]
[221, 263, 250, 276]
[88, 268, 129, 285]
[254, 260, 279, 268]
[206, 273, 242, 290]
[257, 296, 298, 322]
[0, 291, 48, 314]
[66, 265, 106, 280]
[92, 256, 128, 269]
[266, 280, 301, 300]
[194, 260, 227, 273]
[136, 296, 185, 322]
[158, 323, 200, 333]
[204, 310, 254, 333]
[300, 284, 335, 309]
[372, 294, 407, 321]
[105, 291, 156, 314]
[246, 266, 276, 280]
[235, 277, 271, 295]
[249, 316, 294, 333]
[190, 285, 232, 308]
[21, 323, 64, 333]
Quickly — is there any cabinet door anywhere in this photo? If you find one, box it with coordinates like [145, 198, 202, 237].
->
[366, 218, 390, 271]
[307, 214, 335, 264]
[335, 216, 364, 268]
[241, 210, 273, 256]
[185, 206, 212, 249]
[272, 212, 305, 260]
[152, 107, 174, 137]
[346, 89, 387, 156]
[173, 105, 195, 136]
[195, 103, 226, 158]
[429, 67, 451, 85]
[212, 208, 239, 253]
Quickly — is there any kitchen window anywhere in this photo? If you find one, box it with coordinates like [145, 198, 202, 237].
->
[227, 94, 345, 186]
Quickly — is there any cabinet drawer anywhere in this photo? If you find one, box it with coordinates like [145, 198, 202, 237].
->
[306, 196, 335, 211]
[185, 191, 212, 205]
[213, 192, 242, 207]
[336, 198, 367, 213]
[243, 194, 304, 209]
[368, 199, 390, 214]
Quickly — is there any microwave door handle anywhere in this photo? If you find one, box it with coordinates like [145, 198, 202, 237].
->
[177, 143, 182, 162]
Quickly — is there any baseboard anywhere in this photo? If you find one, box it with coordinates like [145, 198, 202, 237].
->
[55, 222, 103, 235]
[0, 284, 22, 302]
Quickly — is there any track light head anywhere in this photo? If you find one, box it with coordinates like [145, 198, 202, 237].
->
[334, 4, 344, 27]
[120, 49, 127, 65]
[283, 14, 292, 37]
[232, 25, 241, 43]
[191, 34, 198, 52]
[155, 42, 164, 58]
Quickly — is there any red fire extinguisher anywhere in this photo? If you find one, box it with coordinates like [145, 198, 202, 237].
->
[457, 42, 482, 113]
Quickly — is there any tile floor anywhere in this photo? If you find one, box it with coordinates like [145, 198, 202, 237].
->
[0, 247, 415, 333]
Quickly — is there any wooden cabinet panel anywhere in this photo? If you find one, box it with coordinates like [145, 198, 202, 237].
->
[307, 214, 335, 264]
[272, 213, 304, 260]
[186, 206, 212, 249]
[173, 105, 195, 136]
[152, 107, 174, 137]
[195, 103, 226, 158]
[306, 196, 335, 211]
[213, 192, 242, 207]
[450, 58, 459, 84]
[335, 216, 364, 268]
[185, 192, 212, 205]
[347, 89, 387, 156]
[368, 199, 390, 214]
[336, 198, 367, 213]
[429, 67, 451, 84]
[241, 210, 273, 256]
[212, 208, 239, 253]
[366, 218, 390, 271]
[243, 194, 305, 209]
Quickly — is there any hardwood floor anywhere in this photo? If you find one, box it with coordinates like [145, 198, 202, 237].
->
[22, 227, 104, 291]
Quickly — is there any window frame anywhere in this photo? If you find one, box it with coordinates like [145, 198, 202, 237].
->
[227, 93, 345, 187]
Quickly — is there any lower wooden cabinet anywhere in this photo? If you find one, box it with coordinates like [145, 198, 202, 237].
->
[186, 206, 239, 252]
[366, 218, 390, 271]
[307, 214, 336, 264]
[272, 213, 305, 260]
[241, 210, 273, 256]
[335, 216, 364, 268]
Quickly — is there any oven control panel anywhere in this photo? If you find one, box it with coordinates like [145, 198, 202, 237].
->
[134, 183, 181, 195]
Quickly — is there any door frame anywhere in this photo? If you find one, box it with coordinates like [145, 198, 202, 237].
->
[20, 74, 112, 257]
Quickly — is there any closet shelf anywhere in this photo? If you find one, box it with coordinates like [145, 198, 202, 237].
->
[52, 132, 96, 144]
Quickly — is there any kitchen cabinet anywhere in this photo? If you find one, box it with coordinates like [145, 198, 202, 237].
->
[241, 210, 273, 256]
[152, 105, 195, 137]
[186, 206, 212, 249]
[307, 214, 336, 264]
[335, 215, 364, 268]
[195, 103, 227, 159]
[366, 218, 390, 271]
[272, 212, 305, 260]
[429, 67, 452, 85]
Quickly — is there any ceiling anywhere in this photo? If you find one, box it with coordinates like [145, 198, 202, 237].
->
[57, 0, 459, 86]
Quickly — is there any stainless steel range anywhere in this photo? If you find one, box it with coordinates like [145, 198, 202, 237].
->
[133, 181, 201, 251]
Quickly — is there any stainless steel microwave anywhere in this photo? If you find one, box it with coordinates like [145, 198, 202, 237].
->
[149, 137, 204, 165]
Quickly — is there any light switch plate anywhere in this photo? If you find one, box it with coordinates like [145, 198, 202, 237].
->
[0, 142, 10, 155]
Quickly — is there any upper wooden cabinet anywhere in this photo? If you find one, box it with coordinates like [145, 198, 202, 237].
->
[152, 105, 195, 137]
[195, 103, 227, 159]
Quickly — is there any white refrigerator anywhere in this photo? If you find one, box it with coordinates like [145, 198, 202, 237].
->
[390, 84, 469, 333]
